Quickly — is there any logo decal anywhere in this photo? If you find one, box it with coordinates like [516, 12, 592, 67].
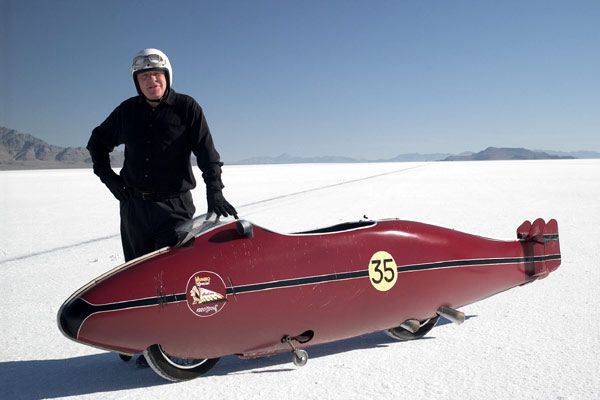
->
[186, 271, 227, 317]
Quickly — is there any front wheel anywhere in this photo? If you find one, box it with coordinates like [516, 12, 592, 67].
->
[385, 316, 440, 341]
[143, 344, 219, 382]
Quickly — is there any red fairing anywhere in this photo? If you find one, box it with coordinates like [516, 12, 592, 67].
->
[58, 218, 561, 359]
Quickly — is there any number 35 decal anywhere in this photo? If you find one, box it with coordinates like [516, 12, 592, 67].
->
[368, 251, 398, 291]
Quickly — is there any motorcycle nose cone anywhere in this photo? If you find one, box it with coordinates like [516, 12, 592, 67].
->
[58, 297, 94, 340]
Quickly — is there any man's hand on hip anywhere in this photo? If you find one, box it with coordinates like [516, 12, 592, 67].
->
[103, 173, 130, 202]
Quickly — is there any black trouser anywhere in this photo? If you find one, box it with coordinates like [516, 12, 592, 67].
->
[119, 191, 195, 262]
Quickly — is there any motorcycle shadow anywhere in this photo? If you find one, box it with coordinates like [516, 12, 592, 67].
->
[0, 353, 166, 400]
[0, 316, 475, 399]
[213, 315, 476, 376]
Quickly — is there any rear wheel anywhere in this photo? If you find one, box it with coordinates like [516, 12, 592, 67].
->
[385, 316, 439, 341]
[143, 344, 219, 382]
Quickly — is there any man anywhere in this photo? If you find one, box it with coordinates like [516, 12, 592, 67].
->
[87, 48, 237, 366]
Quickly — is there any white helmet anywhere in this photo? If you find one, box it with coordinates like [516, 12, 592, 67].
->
[131, 48, 173, 95]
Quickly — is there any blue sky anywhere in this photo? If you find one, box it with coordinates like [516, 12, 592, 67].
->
[2, 0, 599, 161]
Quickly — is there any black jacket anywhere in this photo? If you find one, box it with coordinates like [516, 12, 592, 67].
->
[87, 89, 224, 194]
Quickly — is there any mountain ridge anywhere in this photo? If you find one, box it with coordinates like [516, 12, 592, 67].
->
[1, 126, 597, 170]
[0, 127, 124, 169]
[443, 147, 576, 161]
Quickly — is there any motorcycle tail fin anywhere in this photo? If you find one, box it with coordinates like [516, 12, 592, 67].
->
[517, 218, 561, 279]
[543, 219, 561, 273]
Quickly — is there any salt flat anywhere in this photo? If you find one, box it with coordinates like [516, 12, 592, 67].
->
[1, 159, 598, 399]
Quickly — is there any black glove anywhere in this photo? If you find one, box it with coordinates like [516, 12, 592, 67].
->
[103, 173, 130, 202]
[207, 190, 237, 218]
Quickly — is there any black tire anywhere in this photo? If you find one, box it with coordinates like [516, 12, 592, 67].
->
[143, 344, 219, 382]
[385, 316, 440, 341]
[118, 353, 133, 362]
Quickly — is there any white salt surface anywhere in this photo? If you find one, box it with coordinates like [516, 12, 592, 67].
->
[1, 160, 598, 399]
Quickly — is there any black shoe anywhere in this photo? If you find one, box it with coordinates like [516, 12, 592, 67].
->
[136, 354, 149, 368]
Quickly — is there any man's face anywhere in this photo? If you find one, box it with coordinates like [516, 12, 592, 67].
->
[137, 70, 167, 100]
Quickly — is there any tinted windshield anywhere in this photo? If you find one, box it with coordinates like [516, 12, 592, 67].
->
[175, 214, 234, 246]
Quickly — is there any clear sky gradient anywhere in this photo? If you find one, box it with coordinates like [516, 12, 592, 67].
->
[2, 0, 599, 161]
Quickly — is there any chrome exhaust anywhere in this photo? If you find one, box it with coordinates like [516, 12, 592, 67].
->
[436, 306, 465, 325]
[399, 319, 421, 333]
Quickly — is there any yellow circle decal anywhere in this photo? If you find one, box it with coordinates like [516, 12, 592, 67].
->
[368, 251, 398, 291]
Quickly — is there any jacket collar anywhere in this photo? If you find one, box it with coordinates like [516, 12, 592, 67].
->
[163, 88, 176, 105]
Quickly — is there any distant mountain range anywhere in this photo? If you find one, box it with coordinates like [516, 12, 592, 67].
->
[231, 152, 452, 165]
[0, 127, 123, 170]
[230, 147, 589, 164]
[0, 126, 597, 170]
[443, 147, 575, 161]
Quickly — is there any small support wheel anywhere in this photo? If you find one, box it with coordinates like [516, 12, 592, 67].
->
[282, 335, 309, 367]
[293, 349, 308, 367]
[118, 353, 133, 362]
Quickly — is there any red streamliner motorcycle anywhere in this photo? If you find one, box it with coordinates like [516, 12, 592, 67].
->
[58, 216, 561, 381]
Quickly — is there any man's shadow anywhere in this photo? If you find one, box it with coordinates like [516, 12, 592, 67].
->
[0, 316, 474, 399]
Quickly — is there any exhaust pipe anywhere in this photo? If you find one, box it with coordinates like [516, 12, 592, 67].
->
[437, 306, 465, 325]
[399, 319, 421, 333]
